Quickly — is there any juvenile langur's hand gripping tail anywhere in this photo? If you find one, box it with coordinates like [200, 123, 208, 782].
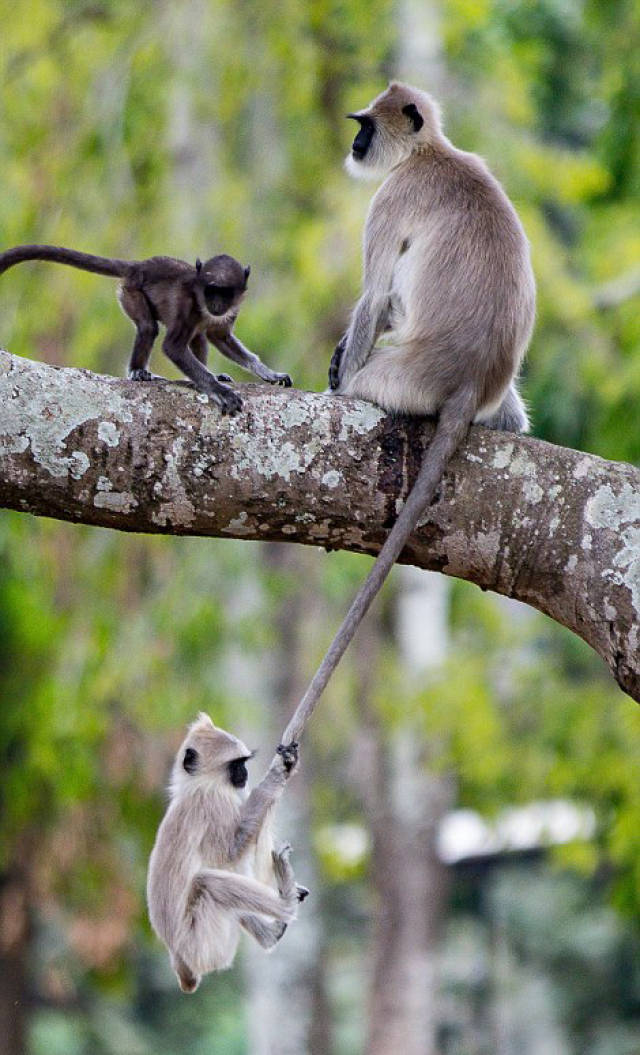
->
[0, 245, 292, 415]
[284, 81, 535, 744]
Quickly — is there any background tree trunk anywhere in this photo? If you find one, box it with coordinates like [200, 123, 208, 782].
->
[0, 867, 30, 1055]
[357, 572, 454, 1055]
[244, 545, 323, 1055]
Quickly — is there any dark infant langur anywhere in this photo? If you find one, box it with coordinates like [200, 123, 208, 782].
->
[283, 82, 536, 731]
[0, 245, 292, 414]
[147, 713, 308, 993]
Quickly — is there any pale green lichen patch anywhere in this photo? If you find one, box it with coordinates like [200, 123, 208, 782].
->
[98, 421, 121, 447]
[509, 449, 538, 478]
[322, 470, 343, 489]
[152, 436, 196, 527]
[229, 419, 331, 482]
[275, 397, 315, 430]
[0, 354, 135, 479]
[585, 482, 640, 531]
[337, 400, 385, 441]
[69, 451, 91, 479]
[93, 476, 138, 514]
[586, 482, 640, 615]
[492, 443, 514, 469]
[573, 456, 594, 480]
[225, 511, 255, 535]
[522, 479, 544, 504]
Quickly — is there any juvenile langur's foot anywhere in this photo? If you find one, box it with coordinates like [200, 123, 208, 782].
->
[129, 368, 158, 382]
[216, 373, 234, 384]
[256, 365, 293, 387]
[204, 382, 243, 416]
[276, 741, 299, 773]
[269, 371, 292, 387]
[273, 842, 292, 862]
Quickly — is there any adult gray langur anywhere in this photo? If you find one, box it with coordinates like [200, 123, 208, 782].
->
[281, 81, 535, 746]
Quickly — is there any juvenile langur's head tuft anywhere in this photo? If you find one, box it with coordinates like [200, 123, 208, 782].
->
[170, 712, 255, 797]
[345, 81, 443, 180]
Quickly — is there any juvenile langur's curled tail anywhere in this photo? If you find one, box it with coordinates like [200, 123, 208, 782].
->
[147, 713, 308, 992]
[0, 245, 292, 414]
[283, 82, 535, 744]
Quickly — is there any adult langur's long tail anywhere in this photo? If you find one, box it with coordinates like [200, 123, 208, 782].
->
[280, 384, 476, 746]
[0, 244, 131, 277]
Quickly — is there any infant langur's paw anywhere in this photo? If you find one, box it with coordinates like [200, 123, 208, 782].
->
[273, 372, 292, 387]
[296, 884, 310, 903]
[276, 740, 299, 773]
[210, 384, 243, 416]
[128, 368, 158, 382]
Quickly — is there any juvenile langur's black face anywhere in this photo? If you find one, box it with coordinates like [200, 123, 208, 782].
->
[204, 284, 240, 317]
[201, 256, 250, 316]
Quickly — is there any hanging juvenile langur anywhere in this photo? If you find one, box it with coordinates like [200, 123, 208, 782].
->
[0, 245, 292, 414]
[280, 82, 536, 746]
[147, 713, 308, 992]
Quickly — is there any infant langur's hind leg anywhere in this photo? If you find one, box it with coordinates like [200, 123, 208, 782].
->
[240, 914, 288, 950]
[272, 842, 310, 905]
[240, 844, 308, 950]
[192, 869, 297, 923]
[176, 869, 297, 986]
[120, 287, 160, 382]
[479, 382, 530, 433]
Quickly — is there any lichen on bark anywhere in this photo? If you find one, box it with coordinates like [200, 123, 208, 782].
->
[0, 350, 638, 702]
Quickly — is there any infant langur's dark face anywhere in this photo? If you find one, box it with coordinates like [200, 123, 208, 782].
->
[227, 755, 253, 788]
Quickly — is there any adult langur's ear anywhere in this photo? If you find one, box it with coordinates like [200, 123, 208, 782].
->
[402, 103, 424, 133]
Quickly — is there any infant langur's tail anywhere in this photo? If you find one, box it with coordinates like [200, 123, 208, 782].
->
[0, 244, 131, 278]
[281, 385, 477, 745]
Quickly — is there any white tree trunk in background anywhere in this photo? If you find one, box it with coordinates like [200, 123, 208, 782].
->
[362, 570, 454, 1055]
[245, 547, 322, 1055]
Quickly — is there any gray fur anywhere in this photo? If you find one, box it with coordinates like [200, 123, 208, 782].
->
[147, 713, 303, 992]
[336, 82, 534, 426]
[282, 83, 536, 744]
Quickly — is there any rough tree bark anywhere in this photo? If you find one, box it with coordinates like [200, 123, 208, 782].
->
[1, 350, 638, 702]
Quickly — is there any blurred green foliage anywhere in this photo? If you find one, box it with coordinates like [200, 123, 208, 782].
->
[0, 0, 639, 1051]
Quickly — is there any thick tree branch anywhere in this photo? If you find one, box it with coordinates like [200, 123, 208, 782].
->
[1, 349, 639, 701]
